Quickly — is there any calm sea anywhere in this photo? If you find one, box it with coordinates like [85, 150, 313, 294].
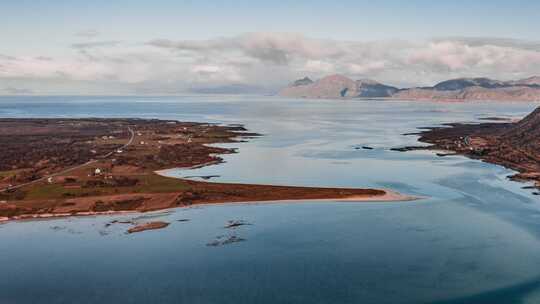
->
[1, 96, 539, 304]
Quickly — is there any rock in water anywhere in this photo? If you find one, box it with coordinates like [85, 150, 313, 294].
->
[127, 221, 170, 234]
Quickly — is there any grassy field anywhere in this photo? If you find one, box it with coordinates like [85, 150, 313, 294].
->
[17, 173, 189, 201]
[0, 169, 23, 179]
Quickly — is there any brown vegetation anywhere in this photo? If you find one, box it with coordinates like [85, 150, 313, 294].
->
[414, 106, 540, 190]
[0, 118, 399, 221]
[127, 221, 170, 234]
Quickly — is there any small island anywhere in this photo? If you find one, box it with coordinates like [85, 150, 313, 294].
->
[127, 221, 170, 234]
[0, 118, 407, 221]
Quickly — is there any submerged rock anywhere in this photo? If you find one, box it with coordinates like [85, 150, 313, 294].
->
[224, 220, 251, 228]
[206, 235, 246, 247]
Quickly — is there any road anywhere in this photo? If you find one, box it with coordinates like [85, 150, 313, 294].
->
[0, 126, 135, 193]
[102, 126, 134, 158]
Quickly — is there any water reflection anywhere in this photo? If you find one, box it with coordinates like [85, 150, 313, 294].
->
[1, 96, 539, 303]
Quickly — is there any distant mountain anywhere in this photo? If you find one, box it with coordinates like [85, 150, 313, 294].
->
[356, 79, 399, 97]
[507, 76, 540, 87]
[394, 77, 540, 101]
[279, 74, 357, 98]
[393, 86, 540, 101]
[432, 78, 506, 91]
[279, 74, 398, 98]
[292, 77, 314, 87]
[279, 75, 540, 101]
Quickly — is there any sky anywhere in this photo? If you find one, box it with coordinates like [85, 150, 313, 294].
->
[1, 0, 540, 95]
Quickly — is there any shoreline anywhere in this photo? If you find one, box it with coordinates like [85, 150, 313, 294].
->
[0, 118, 411, 223]
[397, 108, 540, 192]
[0, 189, 417, 223]
[278, 95, 540, 103]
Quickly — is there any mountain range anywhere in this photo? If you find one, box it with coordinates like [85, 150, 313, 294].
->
[279, 74, 540, 101]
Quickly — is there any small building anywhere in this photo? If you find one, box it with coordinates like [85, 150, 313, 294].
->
[94, 168, 102, 175]
[47, 177, 53, 184]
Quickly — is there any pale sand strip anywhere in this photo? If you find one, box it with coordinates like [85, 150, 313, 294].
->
[337, 190, 419, 202]
[3, 190, 421, 223]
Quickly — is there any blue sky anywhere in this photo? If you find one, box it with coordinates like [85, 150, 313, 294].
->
[3, 0, 539, 50]
[1, 1, 540, 94]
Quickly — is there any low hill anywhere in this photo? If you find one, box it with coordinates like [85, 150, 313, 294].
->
[417, 106, 540, 189]
[279, 74, 398, 98]
[432, 78, 506, 91]
[502, 106, 540, 154]
[393, 86, 540, 101]
[280, 75, 540, 101]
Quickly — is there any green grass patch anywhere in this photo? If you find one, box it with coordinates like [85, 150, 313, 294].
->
[0, 169, 22, 178]
[19, 173, 189, 200]
[24, 184, 71, 200]
[134, 174, 189, 193]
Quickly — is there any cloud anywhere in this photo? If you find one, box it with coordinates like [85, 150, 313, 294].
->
[1, 32, 540, 94]
[75, 29, 100, 38]
[71, 40, 121, 49]
[433, 37, 540, 52]
[148, 32, 341, 65]
[147, 33, 540, 87]
[405, 40, 540, 76]
[35, 56, 53, 61]
[0, 55, 111, 81]
[0, 54, 17, 61]
[3, 87, 33, 95]
[304, 60, 335, 73]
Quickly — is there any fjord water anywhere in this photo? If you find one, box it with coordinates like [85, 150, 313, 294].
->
[1, 96, 540, 304]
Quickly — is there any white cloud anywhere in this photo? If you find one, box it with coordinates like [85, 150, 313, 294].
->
[304, 60, 335, 73]
[406, 41, 537, 71]
[347, 61, 387, 74]
[191, 65, 221, 73]
[1, 33, 540, 94]
[75, 29, 100, 38]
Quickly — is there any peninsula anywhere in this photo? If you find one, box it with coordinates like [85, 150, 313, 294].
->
[0, 118, 404, 221]
[405, 106, 540, 190]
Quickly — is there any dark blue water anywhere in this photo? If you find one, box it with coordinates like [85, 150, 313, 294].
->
[1, 96, 539, 303]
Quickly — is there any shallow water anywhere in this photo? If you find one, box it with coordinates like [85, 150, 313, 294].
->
[1, 96, 539, 303]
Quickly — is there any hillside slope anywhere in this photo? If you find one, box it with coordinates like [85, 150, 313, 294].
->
[280, 75, 540, 101]
[279, 74, 398, 98]
[417, 106, 540, 189]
